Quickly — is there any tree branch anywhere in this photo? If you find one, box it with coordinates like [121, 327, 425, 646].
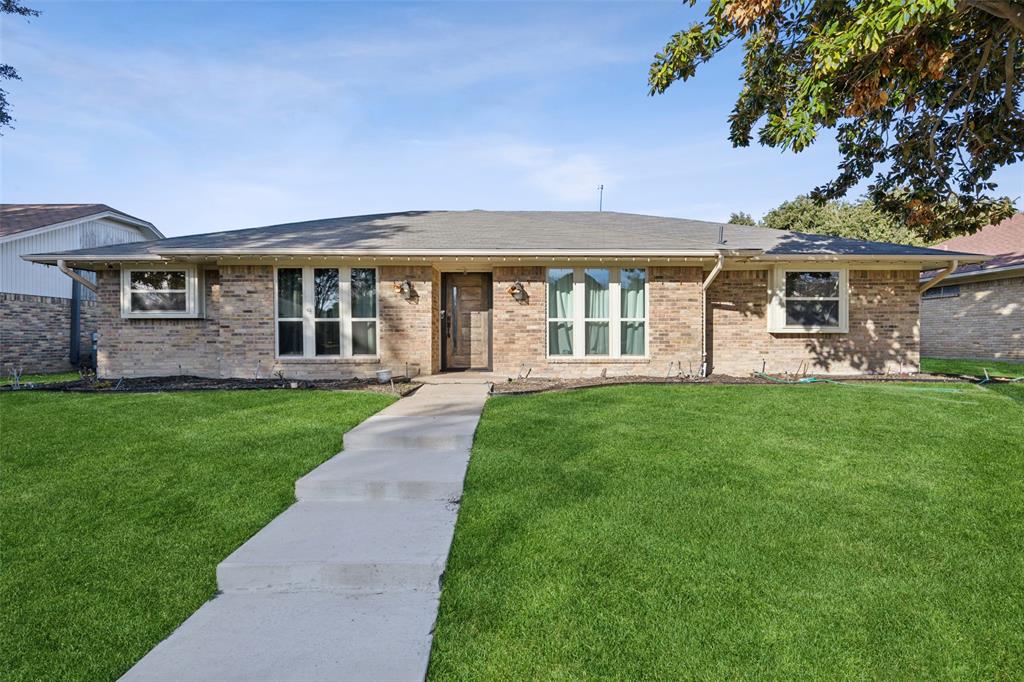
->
[962, 0, 1024, 34]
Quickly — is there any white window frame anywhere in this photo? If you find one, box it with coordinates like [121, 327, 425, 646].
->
[768, 266, 849, 333]
[273, 266, 379, 359]
[120, 265, 202, 319]
[546, 267, 648, 358]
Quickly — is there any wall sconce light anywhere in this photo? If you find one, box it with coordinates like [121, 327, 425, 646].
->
[393, 279, 416, 300]
[506, 280, 528, 302]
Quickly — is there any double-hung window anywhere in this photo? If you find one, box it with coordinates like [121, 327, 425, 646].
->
[275, 266, 378, 357]
[546, 267, 647, 358]
[769, 267, 848, 333]
[120, 266, 202, 318]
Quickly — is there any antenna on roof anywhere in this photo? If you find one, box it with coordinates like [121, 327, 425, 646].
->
[597, 185, 604, 212]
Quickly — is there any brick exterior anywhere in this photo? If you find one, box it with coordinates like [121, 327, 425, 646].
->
[709, 269, 921, 375]
[0, 292, 97, 374]
[920, 275, 1024, 362]
[95, 265, 436, 380]
[90, 263, 925, 380]
[96, 269, 222, 378]
[490, 266, 704, 377]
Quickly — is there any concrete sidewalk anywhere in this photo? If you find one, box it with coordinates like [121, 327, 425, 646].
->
[121, 382, 490, 682]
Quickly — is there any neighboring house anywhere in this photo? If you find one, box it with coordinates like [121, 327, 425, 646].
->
[1, 204, 162, 374]
[920, 213, 1023, 362]
[24, 211, 984, 379]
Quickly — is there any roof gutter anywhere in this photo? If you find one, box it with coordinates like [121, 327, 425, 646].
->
[919, 259, 958, 294]
[700, 253, 726, 377]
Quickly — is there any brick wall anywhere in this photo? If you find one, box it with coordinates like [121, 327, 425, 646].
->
[709, 269, 921, 375]
[94, 265, 436, 380]
[490, 266, 703, 378]
[96, 269, 221, 378]
[0, 292, 97, 374]
[920, 275, 1023, 361]
[89, 263, 925, 380]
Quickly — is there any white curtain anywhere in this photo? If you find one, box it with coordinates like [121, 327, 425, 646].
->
[620, 268, 645, 355]
[620, 268, 645, 318]
[584, 269, 609, 318]
[548, 269, 573, 318]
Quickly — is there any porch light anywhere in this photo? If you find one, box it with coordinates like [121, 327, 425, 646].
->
[393, 279, 416, 300]
[507, 280, 528, 302]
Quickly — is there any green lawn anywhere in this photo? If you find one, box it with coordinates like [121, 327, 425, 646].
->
[430, 383, 1024, 680]
[922, 356, 1024, 378]
[1, 390, 394, 682]
[0, 371, 81, 386]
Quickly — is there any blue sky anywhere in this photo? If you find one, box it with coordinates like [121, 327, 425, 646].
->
[2, 1, 1021, 237]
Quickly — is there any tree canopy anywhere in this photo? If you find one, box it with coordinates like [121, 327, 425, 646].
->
[760, 195, 926, 245]
[1, 0, 40, 132]
[650, 0, 1023, 240]
[728, 210, 757, 225]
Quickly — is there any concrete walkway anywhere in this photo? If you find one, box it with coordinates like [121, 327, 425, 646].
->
[122, 382, 490, 682]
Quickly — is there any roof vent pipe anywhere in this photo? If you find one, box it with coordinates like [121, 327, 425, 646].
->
[717, 225, 725, 244]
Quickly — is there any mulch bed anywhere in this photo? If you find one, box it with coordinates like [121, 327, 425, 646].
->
[1, 375, 421, 397]
[489, 372, 977, 395]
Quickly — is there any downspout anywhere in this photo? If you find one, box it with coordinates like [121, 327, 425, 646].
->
[57, 260, 96, 367]
[919, 259, 958, 294]
[70, 277, 81, 366]
[700, 253, 725, 377]
[57, 260, 98, 294]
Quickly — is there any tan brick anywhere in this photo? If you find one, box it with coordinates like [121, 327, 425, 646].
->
[921, 276, 1023, 362]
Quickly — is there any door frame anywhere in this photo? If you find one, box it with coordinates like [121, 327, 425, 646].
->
[440, 271, 493, 372]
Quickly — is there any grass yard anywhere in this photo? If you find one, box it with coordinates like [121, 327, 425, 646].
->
[0, 371, 81, 386]
[430, 383, 1024, 680]
[922, 356, 1024, 379]
[1, 389, 394, 682]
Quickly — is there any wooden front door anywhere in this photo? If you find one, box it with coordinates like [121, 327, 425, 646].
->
[442, 273, 492, 371]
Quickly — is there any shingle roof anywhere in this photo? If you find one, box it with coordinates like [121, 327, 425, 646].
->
[23, 210, 985, 263]
[931, 213, 1024, 276]
[0, 204, 159, 238]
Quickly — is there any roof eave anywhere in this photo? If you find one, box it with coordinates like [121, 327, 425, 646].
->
[748, 253, 989, 264]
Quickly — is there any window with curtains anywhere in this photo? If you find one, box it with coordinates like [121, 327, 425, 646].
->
[275, 266, 378, 357]
[546, 267, 647, 358]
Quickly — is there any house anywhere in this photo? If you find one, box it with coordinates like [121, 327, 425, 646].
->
[920, 213, 1023, 362]
[1, 204, 163, 374]
[23, 210, 985, 379]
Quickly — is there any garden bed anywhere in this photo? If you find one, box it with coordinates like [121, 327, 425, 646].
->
[489, 371, 969, 395]
[0, 374, 420, 396]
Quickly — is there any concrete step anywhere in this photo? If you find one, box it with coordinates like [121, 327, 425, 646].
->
[217, 500, 457, 594]
[342, 415, 479, 451]
[119, 590, 438, 682]
[296, 448, 469, 502]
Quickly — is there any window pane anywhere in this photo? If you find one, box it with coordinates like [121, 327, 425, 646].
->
[585, 321, 609, 355]
[621, 321, 645, 356]
[278, 320, 303, 356]
[277, 268, 303, 318]
[547, 268, 573, 318]
[548, 321, 573, 355]
[351, 269, 377, 318]
[352, 320, 377, 355]
[620, 268, 645, 318]
[785, 271, 839, 298]
[785, 300, 839, 327]
[584, 269, 609, 318]
[130, 270, 186, 291]
[130, 292, 186, 312]
[315, 320, 341, 355]
[314, 269, 340, 318]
